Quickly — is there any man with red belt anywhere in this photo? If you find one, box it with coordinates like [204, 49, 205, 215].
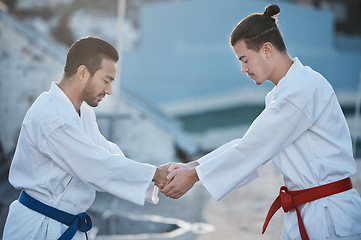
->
[161, 4, 361, 240]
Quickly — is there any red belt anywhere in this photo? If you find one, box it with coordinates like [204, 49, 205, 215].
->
[262, 177, 353, 240]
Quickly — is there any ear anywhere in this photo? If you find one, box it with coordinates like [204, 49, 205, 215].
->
[262, 42, 273, 58]
[76, 65, 90, 81]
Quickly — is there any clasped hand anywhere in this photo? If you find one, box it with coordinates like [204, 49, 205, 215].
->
[153, 161, 199, 199]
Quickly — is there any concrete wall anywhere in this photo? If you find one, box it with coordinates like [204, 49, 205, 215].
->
[96, 97, 176, 165]
[0, 8, 65, 156]
[0, 7, 193, 165]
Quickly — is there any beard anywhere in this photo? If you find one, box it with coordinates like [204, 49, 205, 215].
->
[82, 78, 105, 107]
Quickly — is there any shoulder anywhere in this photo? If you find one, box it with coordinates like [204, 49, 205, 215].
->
[276, 61, 334, 108]
[23, 93, 76, 135]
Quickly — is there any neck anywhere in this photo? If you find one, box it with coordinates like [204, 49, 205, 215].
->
[269, 53, 294, 85]
[58, 77, 83, 114]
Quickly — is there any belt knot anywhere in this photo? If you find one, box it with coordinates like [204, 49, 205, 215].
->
[75, 212, 92, 232]
[19, 191, 92, 240]
[279, 186, 294, 212]
[262, 178, 353, 240]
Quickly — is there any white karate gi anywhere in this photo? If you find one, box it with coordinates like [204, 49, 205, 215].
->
[196, 58, 361, 239]
[3, 83, 159, 240]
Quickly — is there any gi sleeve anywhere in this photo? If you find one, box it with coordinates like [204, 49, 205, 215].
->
[196, 139, 266, 192]
[197, 139, 241, 165]
[41, 122, 157, 206]
[196, 97, 312, 201]
[97, 129, 126, 156]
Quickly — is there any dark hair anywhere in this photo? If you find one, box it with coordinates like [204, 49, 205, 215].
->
[230, 4, 286, 52]
[63, 37, 119, 77]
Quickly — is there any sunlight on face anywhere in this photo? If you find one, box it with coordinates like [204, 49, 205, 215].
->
[232, 40, 270, 85]
[82, 58, 117, 107]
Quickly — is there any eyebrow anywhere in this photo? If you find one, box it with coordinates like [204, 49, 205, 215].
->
[106, 75, 115, 81]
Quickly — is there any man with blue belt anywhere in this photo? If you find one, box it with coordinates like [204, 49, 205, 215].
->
[3, 37, 168, 240]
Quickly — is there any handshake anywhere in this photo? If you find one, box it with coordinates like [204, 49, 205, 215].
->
[152, 161, 200, 199]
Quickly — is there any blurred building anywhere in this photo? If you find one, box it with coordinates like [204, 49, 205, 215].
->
[286, 0, 361, 36]
[117, 0, 361, 149]
[0, 2, 197, 170]
[0, 2, 67, 164]
[1, 0, 361, 238]
[0, 2, 199, 235]
[2, 0, 361, 152]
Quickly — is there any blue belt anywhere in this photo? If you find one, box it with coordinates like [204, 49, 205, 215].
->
[19, 191, 92, 240]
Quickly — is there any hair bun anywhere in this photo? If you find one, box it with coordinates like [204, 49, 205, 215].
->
[264, 4, 280, 18]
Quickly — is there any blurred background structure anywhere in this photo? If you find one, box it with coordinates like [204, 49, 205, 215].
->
[1, 0, 361, 239]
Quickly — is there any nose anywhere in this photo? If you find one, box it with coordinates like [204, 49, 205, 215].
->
[241, 62, 248, 73]
[105, 83, 112, 95]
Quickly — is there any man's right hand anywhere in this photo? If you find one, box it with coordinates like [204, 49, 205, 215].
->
[160, 161, 200, 199]
[153, 163, 172, 189]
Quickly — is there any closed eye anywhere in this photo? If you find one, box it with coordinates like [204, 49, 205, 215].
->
[239, 56, 247, 64]
[105, 75, 115, 83]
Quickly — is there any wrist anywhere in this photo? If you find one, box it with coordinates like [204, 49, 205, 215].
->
[191, 167, 199, 182]
[186, 161, 200, 168]
[152, 167, 159, 182]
